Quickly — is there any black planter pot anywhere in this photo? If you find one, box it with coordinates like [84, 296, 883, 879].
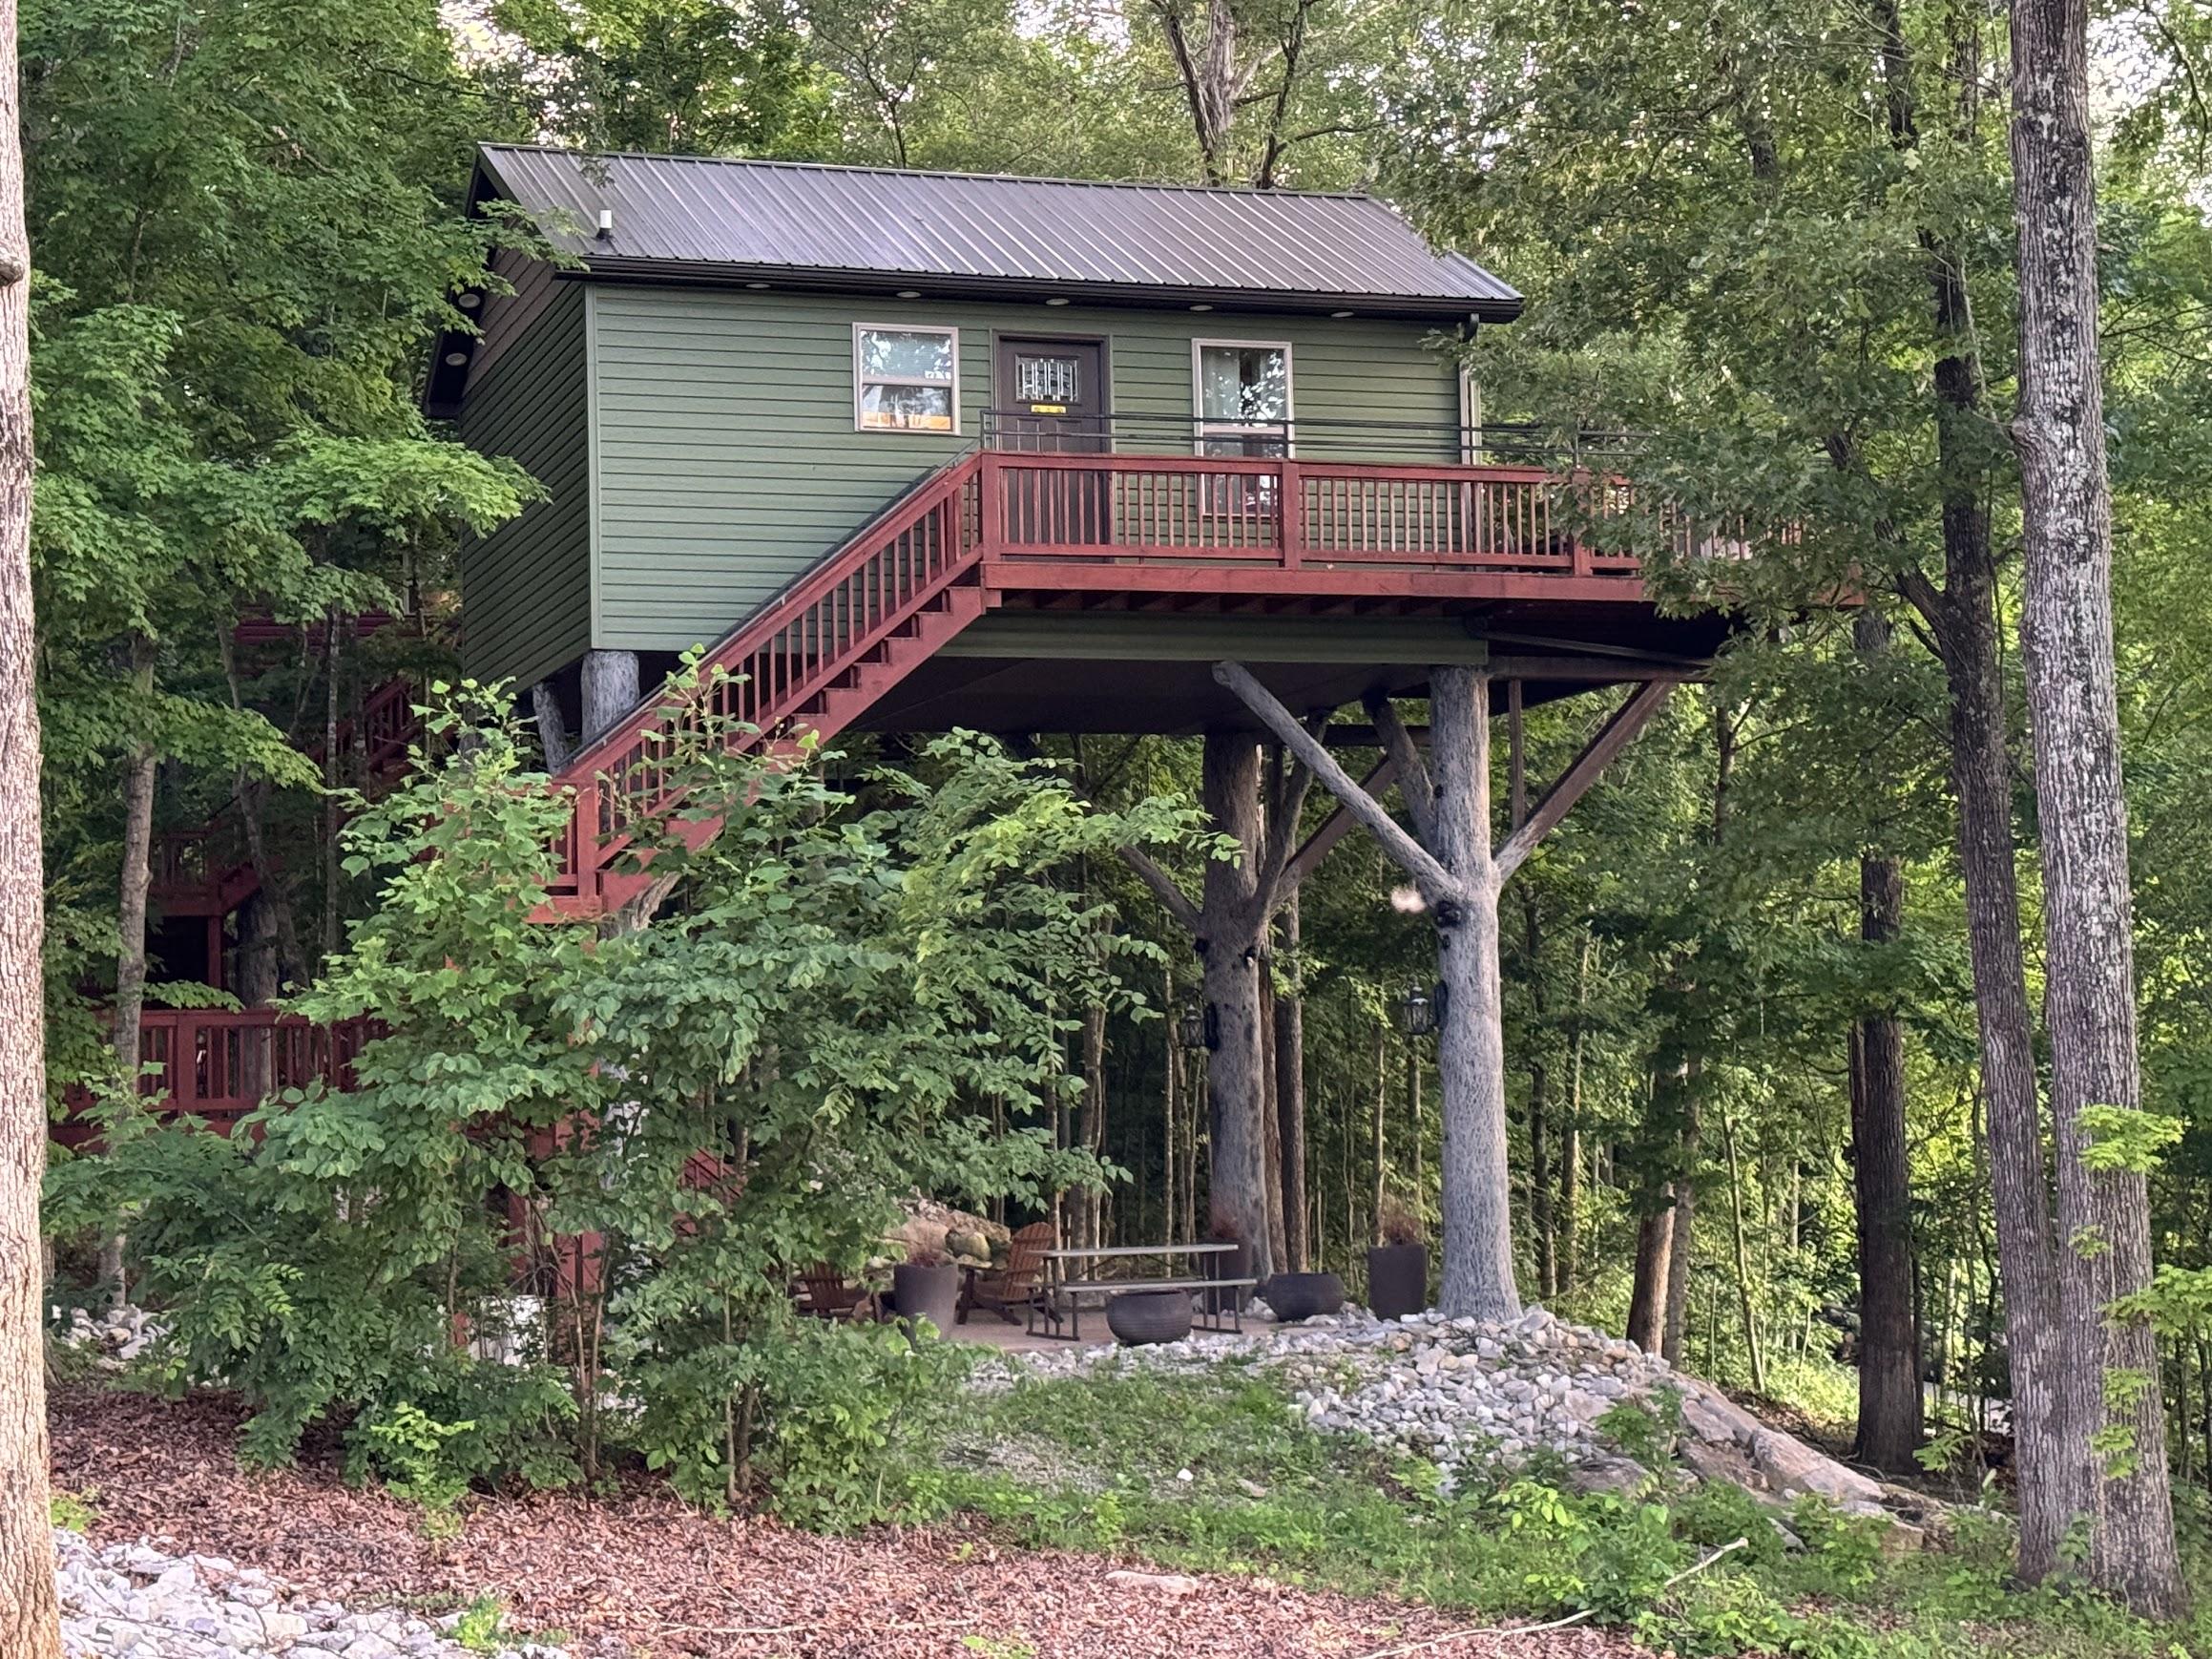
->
[1107, 1289, 1194, 1346]
[1204, 1241, 1253, 1315]
[891, 1262, 960, 1337]
[1265, 1270, 1345, 1323]
[1367, 1244, 1429, 1320]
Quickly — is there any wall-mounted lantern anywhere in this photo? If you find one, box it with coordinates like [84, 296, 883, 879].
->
[1396, 982, 1446, 1039]
[1177, 1002, 1220, 1052]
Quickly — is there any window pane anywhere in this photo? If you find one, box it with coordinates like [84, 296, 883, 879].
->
[1199, 345, 1288, 423]
[860, 383, 954, 430]
[859, 327, 953, 382]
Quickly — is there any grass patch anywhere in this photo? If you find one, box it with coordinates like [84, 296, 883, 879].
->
[936, 1360, 2212, 1658]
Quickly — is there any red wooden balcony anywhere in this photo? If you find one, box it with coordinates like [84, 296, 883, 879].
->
[545, 430, 1766, 916]
[59, 1008, 376, 1142]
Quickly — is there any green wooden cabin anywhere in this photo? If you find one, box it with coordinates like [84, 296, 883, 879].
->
[430, 146, 1524, 735]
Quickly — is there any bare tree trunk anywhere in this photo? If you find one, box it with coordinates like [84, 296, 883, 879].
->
[1162, 966, 1179, 1245]
[1078, 1002, 1106, 1250]
[1627, 1192, 1674, 1354]
[1559, 932, 1593, 1298]
[104, 633, 157, 1304]
[1660, 1107, 1697, 1367]
[0, 14, 61, 1636]
[1524, 885, 1554, 1299]
[1722, 1110, 1765, 1391]
[1371, 1022, 1387, 1245]
[1429, 666, 1518, 1319]
[219, 627, 306, 992]
[532, 679, 574, 774]
[1851, 826, 1925, 1473]
[321, 608, 341, 964]
[2012, 0, 2181, 1609]
[1258, 963, 1285, 1267]
[1275, 892, 1308, 1272]
[1200, 733, 1274, 1273]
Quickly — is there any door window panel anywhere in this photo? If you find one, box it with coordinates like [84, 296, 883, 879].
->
[1016, 354, 1081, 406]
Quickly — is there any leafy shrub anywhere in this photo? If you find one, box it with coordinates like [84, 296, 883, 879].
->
[60, 684, 1216, 1524]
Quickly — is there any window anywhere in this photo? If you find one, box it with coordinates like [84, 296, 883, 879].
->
[854, 325, 959, 431]
[1193, 340, 1292, 455]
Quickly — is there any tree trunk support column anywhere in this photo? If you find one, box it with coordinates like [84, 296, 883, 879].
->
[580, 650, 640, 746]
[1214, 660, 1676, 1320]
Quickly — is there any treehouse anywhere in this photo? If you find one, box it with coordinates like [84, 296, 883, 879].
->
[121, 146, 1760, 1260]
[420, 145, 1729, 918]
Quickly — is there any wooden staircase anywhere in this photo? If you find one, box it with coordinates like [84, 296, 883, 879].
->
[546, 455, 994, 917]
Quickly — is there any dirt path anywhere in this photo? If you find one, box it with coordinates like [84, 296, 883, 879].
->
[51, 1387, 1641, 1659]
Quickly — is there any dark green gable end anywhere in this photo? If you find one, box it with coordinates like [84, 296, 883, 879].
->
[457, 282, 592, 691]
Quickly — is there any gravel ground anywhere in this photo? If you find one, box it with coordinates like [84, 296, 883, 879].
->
[51, 1387, 1642, 1659]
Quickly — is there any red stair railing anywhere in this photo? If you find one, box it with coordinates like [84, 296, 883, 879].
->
[550, 455, 989, 914]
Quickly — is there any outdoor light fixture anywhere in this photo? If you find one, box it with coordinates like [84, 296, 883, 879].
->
[896, 289, 921, 299]
[442, 351, 469, 367]
[1396, 983, 1446, 1039]
[456, 292, 481, 309]
[1329, 309, 1354, 318]
[1189, 303, 1214, 312]
[1177, 1003, 1220, 1052]
[1044, 296, 1071, 305]
[744, 281, 772, 289]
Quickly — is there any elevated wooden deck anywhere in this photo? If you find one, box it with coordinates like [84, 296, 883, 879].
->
[547, 443, 1753, 915]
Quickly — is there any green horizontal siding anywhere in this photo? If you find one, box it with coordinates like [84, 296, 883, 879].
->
[588, 288, 1464, 655]
[459, 282, 592, 690]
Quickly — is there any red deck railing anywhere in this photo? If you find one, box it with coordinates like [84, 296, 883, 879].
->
[544, 445, 1730, 914]
[61, 1007, 377, 1140]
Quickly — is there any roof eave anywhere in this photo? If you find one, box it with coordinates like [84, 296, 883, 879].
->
[567, 254, 1525, 325]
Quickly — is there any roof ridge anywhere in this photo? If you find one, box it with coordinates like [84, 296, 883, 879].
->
[476, 142, 1388, 203]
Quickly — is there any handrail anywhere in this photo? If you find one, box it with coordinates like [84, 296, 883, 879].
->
[551, 452, 991, 910]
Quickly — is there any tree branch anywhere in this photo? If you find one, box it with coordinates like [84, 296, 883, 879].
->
[1213, 661, 1458, 898]
[1495, 681, 1677, 881]
[1364, 690, 1435, 842]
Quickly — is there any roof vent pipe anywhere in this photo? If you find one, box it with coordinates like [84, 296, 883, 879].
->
[595, 208, 615, 241]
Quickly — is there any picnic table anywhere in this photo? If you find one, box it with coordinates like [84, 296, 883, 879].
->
[1033, 1242, 1259, 1342]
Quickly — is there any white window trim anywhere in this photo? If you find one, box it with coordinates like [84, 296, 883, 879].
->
[853, 322, 962, 434]
[1459, 368, 1484, 465]
[1191, 337, 1294, 456]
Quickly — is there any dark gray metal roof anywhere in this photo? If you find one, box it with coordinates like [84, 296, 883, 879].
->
[473, 144, 1521, 321]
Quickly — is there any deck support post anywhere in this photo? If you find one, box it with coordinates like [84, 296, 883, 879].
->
[532, 680, 574, 774]
[580, 650, 639, 746]
[1213, 660, 1677, 1319]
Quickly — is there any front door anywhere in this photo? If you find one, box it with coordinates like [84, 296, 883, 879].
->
[994, 336, 1109, 452]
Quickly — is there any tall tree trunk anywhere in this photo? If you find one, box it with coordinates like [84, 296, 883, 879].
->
[1722, 1110, 1766, 1391]
[2012, 0, 2181, 1609]
[1258, 964, 1285, 1266]
[1627, 1190, 1675, 1354]
[219, 627, 305, 993]
[1851, 817, 1925, 1472]
[1660, 1098, 1698, 1366]
[1429, 666, 1519, 1319]
[104, 633, 157, 1304]
[0, 10, 60, 1635]
[1275, 892, 1308, 1272]
[1371, 1022, 1387, 1245]
[1200, 733, 1274, 1273]
[1874, 0, 2083, 1578]
[321, 609, 342, 964]
[1560, 932, 1593, 1298]
[1078, 1001, 1107, 1250]
[1162, 966, 1179, 1247]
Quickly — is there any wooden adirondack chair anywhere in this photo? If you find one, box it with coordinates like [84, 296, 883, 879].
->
[959, 1221, 1054, 1326]
[796, 1262, 876, 1323]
